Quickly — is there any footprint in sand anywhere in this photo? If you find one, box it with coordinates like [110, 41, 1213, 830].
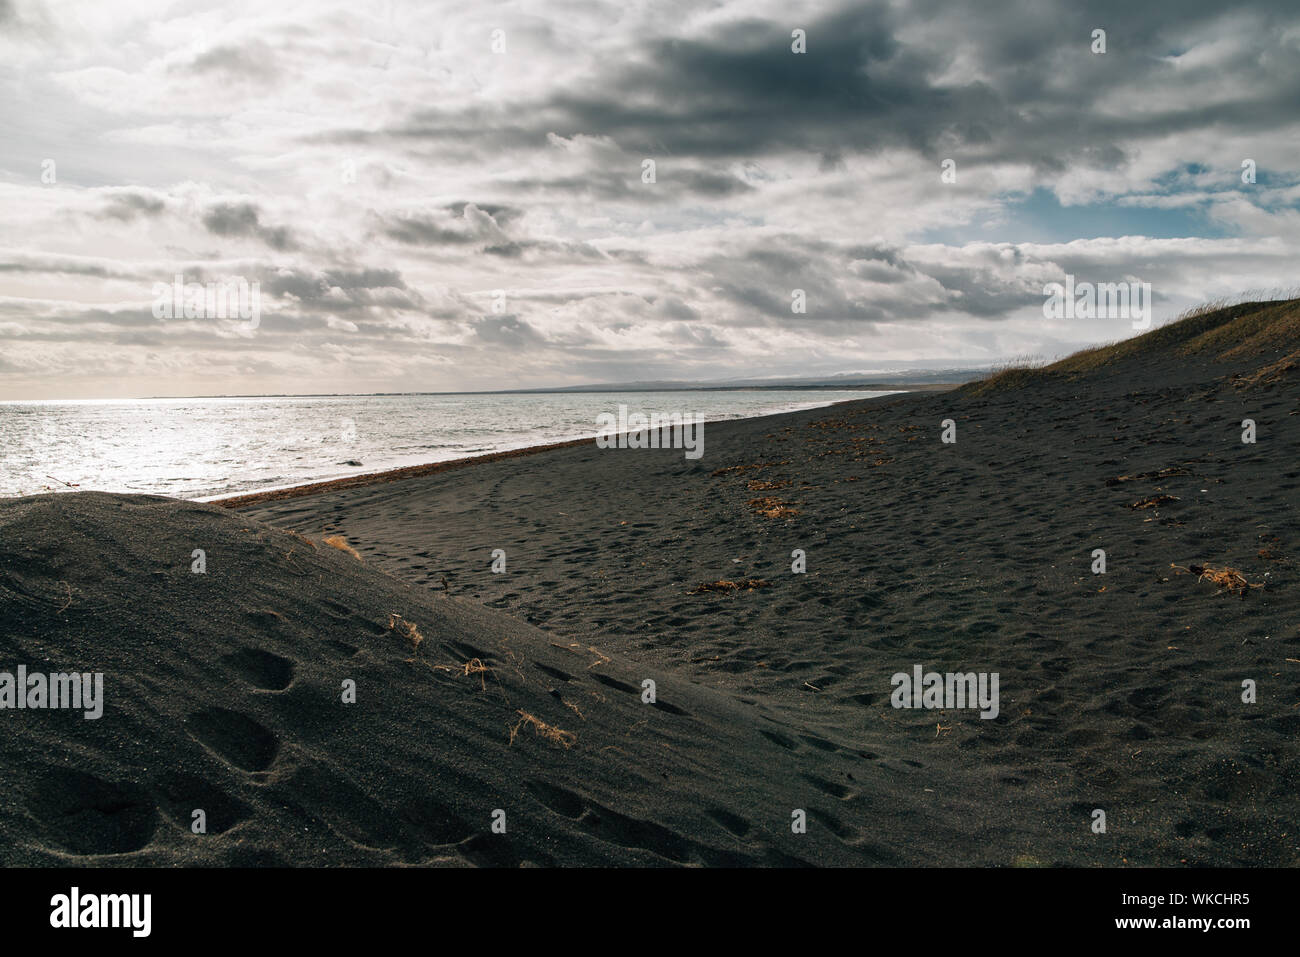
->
[28, 767, 157, 855]
[156, 772, 252, 835]
[220, 647, 295, 691]
[185, 708, 280, 772]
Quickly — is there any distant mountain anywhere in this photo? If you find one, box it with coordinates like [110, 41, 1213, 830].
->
[146, 366, 988, 400]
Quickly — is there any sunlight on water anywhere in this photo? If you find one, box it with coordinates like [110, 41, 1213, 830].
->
[0, 391, 887, 500]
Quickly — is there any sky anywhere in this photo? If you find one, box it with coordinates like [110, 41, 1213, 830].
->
[1, 0, 1298, 399]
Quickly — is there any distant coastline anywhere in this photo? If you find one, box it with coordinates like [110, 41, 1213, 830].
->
[129, 381, 967, 401]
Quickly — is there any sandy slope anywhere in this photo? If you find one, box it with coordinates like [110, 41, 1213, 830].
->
[1, 493, 1001, 866]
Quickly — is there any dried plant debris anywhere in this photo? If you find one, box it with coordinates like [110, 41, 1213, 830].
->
[746, 496, 801, 518]
[746, 478, 792, 491]
[323, 534, 362, 559]
[710, 461, 790, 477]
[1130, 494, 1180, 509]
[1105, 466, 1192, 486]
[689, 579, 771, 594]
[386, 613, 424, 652]
[463, 657, 491, 691]
[1172, 563, 1264, 598]
[509, 710, 576, 749]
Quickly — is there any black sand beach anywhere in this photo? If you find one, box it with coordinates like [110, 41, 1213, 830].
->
[3, 300, 1299, 866]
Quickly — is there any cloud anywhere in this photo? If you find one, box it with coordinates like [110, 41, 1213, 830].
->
[472, 315, 547, 348]
[1, 0, 1298, 397]
[201, 202, 298, 251]
[97, 189, 168, 222]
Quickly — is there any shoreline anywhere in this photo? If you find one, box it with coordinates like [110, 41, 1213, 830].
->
[0, 382, 963, 404]
[210, 392, 919, 509]
[211, 435, 600, 508]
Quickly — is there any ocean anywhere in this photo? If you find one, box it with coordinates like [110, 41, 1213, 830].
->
[0, 390, 887, 501]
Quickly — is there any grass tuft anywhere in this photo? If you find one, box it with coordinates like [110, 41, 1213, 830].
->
[387, 613, 424, 652]
[509, 710, 576, 749]
[463, 657, 490, 691]
[323, 534, 362, 560]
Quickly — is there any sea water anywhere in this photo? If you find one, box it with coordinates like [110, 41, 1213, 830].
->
[0, 390, 886, 500]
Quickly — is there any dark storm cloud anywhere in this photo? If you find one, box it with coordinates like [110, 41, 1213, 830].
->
[97, 190, 167, 222]
[375, 203, 515, 247]
[652, 296, 699, 321]
[202, 202, 298, 251]
[674, 170, 754, 197]
[912, 262, 1041, 318]
[895, 0, 1300, 169]
[367, 4, 972, 159]
[382, 215, 478, 246]
[542, 7, 943, 156]
[442, 202, 524, 226]
[1, 306, 165, 340]
[322, 268, 406, 290]
[685, 236, 928, 323]
[483, 238, 606, 262]
[356, 0, 1300, 186]
[498, 167, 752, 204]
[0, 258, 119, 278]
[256, 265, 420, 313]
[373, 203, 605, 262]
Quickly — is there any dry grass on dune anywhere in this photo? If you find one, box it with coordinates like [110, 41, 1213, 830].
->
[462, 657, 491, 691]
[1239, 351, 1300, 387]
[322, 534, 362, 560]
[386, 612, 424, 652]
[509, 710, 577, 749]
[967, 294, 1300, 394]
[965, 354, 1052, 395]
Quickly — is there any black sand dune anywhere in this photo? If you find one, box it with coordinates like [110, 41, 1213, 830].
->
[3, 299, 1299, 866]
[1, 493, 1009, 866]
